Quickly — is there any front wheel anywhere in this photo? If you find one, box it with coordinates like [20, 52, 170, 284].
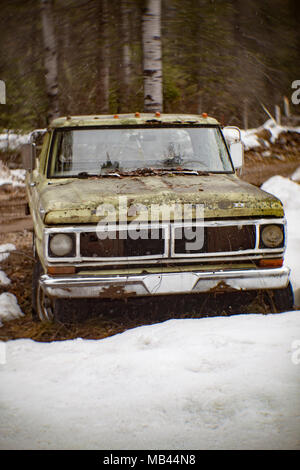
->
[272, 282, 294, 312]
[32, 256, 54, 322]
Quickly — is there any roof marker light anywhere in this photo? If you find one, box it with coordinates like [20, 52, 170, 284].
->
[114, 114, 119, 119]
[155, 112, 161, 117]
[135, 112, 141, 118]
[202, 112, 208, 118]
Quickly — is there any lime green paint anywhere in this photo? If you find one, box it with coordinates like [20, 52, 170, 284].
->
[26, 113, 285, 269]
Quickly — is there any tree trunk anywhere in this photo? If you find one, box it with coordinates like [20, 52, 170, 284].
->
[96, 0, 110, 113]
[142, 0, 163, 113]
[119, 0, 131, 111]
[41, 0, 59, 123]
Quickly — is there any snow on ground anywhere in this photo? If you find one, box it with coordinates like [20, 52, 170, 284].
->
[0, 161, 26, 187]
[0, 270, 10, 286]
[0, 312, 299, 450]
[0, 132, 29, 151]
[0, 244, 24, 326]
[261, 174, 300, 306]
[0, 244, 14, 287]
[0, 175, 299, 449]
[0, 293, 24, 326]
[0, 243, 16, 262]
[241, 118, 300, 150]
[0, 142, 300, 449]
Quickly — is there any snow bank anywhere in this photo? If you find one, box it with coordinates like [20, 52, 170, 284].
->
[262, 174, 300, 212]
[0, 132, 30, 151]
[0, 293, 24, 326]
[0, 161, 25, 187]
[0, 129, 46, 152]
[0, 244, 23, 325]
[263, 119, 300, 143]
[240, 128, 262, 150]
[0, 312, 299, 450]
[241, 119, 300, 150]
[0, 243, 16, 262]
[0, 270, 10, 286]
[261, 175, 300, 306]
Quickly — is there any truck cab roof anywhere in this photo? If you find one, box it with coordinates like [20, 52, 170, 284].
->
[49, 113, 220, 128]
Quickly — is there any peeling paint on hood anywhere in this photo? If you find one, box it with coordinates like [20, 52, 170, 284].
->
[40, 173, 284, 225]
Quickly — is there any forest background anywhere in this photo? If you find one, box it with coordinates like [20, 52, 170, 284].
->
[0, 0, 300, 132]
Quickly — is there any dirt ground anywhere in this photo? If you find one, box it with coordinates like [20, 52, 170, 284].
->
[0, 131, 300, 342]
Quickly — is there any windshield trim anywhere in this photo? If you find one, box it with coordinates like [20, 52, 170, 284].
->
[46, 124, 235, 178]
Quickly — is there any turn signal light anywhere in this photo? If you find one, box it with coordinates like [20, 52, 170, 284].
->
[258, 259, 283, 268]
[47, 266, 76, 275]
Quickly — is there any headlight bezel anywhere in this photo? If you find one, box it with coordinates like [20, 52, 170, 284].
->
[48, 233, 76, 258]
[259, 224, 285, 249]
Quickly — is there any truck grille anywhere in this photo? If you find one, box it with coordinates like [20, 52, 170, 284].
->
[80, 228, 166, 258]
[174, 225, 256, 255]
[45, 219, 285, 263]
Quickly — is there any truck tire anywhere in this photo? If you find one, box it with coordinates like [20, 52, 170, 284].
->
[272, 282, 294, 313]
[32, 255, 54, 322]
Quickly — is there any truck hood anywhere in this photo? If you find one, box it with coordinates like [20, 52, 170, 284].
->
[38, 174, 284, 224]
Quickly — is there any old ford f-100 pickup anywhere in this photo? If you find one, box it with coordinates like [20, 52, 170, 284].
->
[22, 113, 294, 321]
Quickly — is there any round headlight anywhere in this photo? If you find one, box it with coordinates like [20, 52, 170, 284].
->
[261, 225, 283, 248]
[49, 233, 73, 257]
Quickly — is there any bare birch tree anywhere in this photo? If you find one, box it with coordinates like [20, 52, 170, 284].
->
[41, 0, 59, 123]
[142, 0, 163, 112]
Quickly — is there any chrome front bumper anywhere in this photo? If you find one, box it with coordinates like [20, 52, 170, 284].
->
[39, 266, 291, 300]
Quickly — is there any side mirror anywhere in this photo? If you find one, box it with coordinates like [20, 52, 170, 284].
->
[229, 141, 244, 172]
[21, 143, 36, 171]
[222, 126, 244, 173]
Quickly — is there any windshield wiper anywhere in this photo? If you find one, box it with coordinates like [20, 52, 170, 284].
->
[159, 168, 200, 175]
[77, 171, 93, 178]
[100, 152, 120, 172]
[161, 155, 183, 166]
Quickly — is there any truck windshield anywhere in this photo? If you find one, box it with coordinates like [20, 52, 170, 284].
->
[48, 126, 233, 177]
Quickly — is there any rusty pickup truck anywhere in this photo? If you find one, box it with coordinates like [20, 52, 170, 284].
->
[22, 113, 294, 321]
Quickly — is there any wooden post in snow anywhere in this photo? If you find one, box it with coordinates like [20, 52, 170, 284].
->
[283, 96, 290, 118]
[275, 105, 281, 125]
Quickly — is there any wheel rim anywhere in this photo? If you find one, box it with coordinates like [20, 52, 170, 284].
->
[37, 284, 54, 322]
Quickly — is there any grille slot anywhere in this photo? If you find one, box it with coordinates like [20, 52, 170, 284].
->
[80, 228, 166, 258]
[174, 225, 256, 255]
